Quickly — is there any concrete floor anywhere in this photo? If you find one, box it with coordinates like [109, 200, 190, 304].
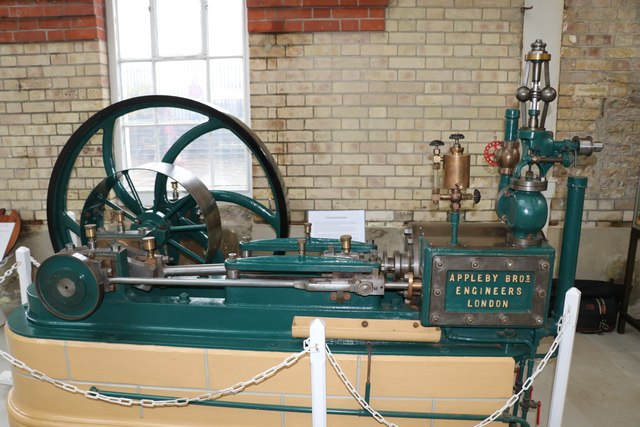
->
[0, 230, 638, 426]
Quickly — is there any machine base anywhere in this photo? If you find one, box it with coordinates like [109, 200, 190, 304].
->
[5, 326, 515, 427]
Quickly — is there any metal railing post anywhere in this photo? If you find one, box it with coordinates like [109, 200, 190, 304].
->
[16, 246, 32, 306]
[309, 318, 327, 427]
[548, 287, 581, 427]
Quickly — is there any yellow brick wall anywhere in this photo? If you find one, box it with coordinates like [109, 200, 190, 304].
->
[552, 0, 640, 226]
[0, 40, 110, 224]
[0, 1, 638, 230]
[248, 0, 523, 224]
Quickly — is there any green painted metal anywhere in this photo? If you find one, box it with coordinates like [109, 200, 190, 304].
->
[82, 167, 216, 264]
[90, 387, 530, 425]
[504, 109, 519, 142]
[213, 190, 279, 232]
[504, 189, 548, 241]
[239, 237, 376, 253]
[225, 254, 380, 274]
[10, 280, 535, 359]
[512, 129, 582, 181]
[34, 253, 104, 321]
[444, 270, 534, 313]
[553, 176, 588, 319]
[449, 211, 460, 245]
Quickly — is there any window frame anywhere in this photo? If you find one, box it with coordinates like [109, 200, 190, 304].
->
[105, 0, 252, 195]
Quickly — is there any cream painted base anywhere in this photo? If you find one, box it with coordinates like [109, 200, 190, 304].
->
[5, 326, 514, 426]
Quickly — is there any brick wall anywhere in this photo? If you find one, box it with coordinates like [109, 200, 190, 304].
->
[0, 0, 638, 231]
[0, 0, 106, 43]
[0, 0, 109, 225]
[249, 1, 524, 224]
[552, 0, 640, 227]
[247, 0, 389, 33]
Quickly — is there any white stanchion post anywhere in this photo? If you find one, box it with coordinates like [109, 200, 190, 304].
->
[309, 318, 327, 427]
[16, 246, 32, 306]
[547, 287, 581, 427]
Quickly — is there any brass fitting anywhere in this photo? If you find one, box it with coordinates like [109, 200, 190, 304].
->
[142, 236, 156, 259]
[85, 224, 97, 250]
[115, 209, 125, 233]
[495, 141, 521, 175]
[340, 234, 352, 254]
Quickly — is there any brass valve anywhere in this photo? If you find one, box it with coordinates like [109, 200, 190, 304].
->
[340, 234, 352, 254]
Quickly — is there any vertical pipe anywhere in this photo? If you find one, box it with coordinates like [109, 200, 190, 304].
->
[504, 108, 520, 142]
[497, 109, 520, 193]
[16, 246, 32, 306]
[309, 318, 327, 427]
[449, 212, 460, 246]
[548, 287, 581, 427]
[553, 176, 587, 319]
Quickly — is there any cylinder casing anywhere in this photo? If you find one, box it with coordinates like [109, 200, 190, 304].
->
[443, 152, 470, 189]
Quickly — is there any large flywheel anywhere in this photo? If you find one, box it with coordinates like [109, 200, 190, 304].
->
[47, 95, 290, 263]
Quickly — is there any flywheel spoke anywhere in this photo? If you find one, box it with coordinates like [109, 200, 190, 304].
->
[167, 239, 206, 264]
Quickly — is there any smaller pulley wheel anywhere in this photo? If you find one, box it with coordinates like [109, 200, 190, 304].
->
[483, 140, 502, 167]
[81, 162, 221, 264]
[35, 253, 105, 321]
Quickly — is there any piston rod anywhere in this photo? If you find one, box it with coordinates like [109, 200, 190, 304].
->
[163, 264, 227, 277]
[109, 277, 298, 288]
[108, 276, 410, 291]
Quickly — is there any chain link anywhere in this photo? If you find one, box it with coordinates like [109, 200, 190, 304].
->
[0, 340, 311, 408]
[0, 253, 40, 286]
[30, 256, 41, 269]
[473, 311, 571, 427]
[326, 345, 399, 427]
[0, 261, 20, 286]
[325, 312, 572, 427]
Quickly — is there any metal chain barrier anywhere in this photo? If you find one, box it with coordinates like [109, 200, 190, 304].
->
[0, 260, 20, 286]
[0, 340, 311, 408]
[326, 312, 572, 427]
[0, 253, 40, 286]
[325, 345, 398, 427]
[0, 254, 571, 425]
[472, 312, 571, 427]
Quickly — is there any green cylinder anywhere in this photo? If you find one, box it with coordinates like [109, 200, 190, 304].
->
[554, 176, 588, 319]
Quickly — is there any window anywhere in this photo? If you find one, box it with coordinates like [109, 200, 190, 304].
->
[106, 0, 251, 195]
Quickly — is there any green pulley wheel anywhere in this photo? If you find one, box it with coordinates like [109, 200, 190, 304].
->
[35, 252, 105, 321]
[47, 95, 290, 262]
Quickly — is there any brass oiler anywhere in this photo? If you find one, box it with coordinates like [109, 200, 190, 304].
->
[443, 133, 470, 190]
[430, 133, 480, 212]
